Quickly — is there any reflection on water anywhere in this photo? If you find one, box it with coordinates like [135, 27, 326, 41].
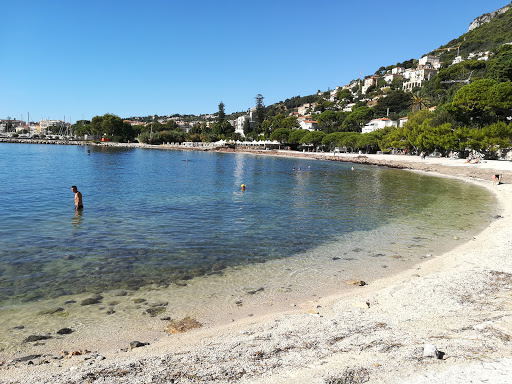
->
[71, 209, 83, 231]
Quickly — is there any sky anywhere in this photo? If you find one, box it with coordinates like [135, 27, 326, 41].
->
[1, 0, 510, 123]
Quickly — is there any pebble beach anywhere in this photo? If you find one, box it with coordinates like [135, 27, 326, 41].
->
[2, 149, 512, 384]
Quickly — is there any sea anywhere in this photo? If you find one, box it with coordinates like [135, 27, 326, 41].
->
[0, 143, 497, 355]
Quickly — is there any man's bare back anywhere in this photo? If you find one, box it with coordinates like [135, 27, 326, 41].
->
[71, 186, 83, 209]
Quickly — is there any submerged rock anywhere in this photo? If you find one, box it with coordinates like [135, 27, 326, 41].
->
[246, 287, 264, 295]
[80, 295, 103, 306]
[37, 307, 64, 315]
[23, 335, 52, 343]
[145, 307, 166, 317]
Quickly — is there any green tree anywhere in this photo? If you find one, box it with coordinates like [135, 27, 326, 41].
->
[288, 129, 309, 144]
[90, 113, 135, 142]
[373, 90, 412, 116]
[300, 131, 326, 149]
[411, 91, 431, 113]
[342, 106, 373, 132]
[270, 128, 291, 143]
[164, 120, 179, 130]
[487, 44, 512, 82]
[218, 101, 226, 123]
[336, 89, 352, 101]
[316, 110, 347, 133]
[255, 94, 265, 128]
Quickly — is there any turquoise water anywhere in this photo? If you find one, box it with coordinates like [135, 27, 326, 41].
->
[0, 143, 495, 307]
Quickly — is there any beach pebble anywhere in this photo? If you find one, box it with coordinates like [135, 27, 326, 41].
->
[423, 344, 438, 357]
[423, 344, 444, 359]
[344, 279, 367, 286]
[129, 341, 149, 349]
[56, 328, 74, 335]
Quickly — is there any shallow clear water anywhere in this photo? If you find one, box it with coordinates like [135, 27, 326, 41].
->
[0, 143, 495, 308]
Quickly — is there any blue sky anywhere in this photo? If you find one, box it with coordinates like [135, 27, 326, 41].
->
[1, 0, 509, 123]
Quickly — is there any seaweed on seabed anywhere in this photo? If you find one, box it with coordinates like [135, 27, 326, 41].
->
[325, 367, 370, 384]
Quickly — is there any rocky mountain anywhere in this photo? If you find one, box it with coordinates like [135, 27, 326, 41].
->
[468, 1, 512, 31]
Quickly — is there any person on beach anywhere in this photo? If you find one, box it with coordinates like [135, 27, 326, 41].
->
[71, 185, 83, 210]
[493, 174, 502, 185]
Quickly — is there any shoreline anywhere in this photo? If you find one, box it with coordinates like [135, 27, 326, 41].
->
[2, 150, 512, 383]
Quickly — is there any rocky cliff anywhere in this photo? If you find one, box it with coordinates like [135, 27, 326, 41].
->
[468, 2, 512, 31]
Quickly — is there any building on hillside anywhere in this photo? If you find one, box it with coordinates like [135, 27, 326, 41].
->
[452, 56, 463, 65]
[361, 76, 380, 94]
[402, 67, 438, 91]
[342, 83, 357, 91]
[124, 120, 148, 126]
[418, 55, 441, 69]
[384, 73, 403, 84]
[343, 103, 356, 112]
[297, 103, 316, 115]
[298, 116, 318, 131]
[399, 117, 408, 127]
[468, 51, 490, 61]
[235, 115, 248, 137]
[362, 118, 397, 133]
[392, 67, 405, 75]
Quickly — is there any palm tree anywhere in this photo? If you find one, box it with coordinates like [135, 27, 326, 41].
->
[412, 92, 431, 113]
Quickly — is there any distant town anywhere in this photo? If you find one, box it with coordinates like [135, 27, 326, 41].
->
[0, 47, 491, 142]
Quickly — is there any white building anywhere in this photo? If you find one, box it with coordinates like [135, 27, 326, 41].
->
[362, 118, 397, 133]
[418, 55, 441, 69]
[298, 117, 318, 131]
[361, 76, 379, 94]
[402, 67, 438, 91]
[297, 103, 316, 115]
[235, 115, 248, 137]
[343, 103, 356, 112]
[384, 73, 403, 84]
[452, 56, 463, 65]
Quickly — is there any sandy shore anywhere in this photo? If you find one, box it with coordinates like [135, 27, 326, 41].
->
[2, 152, 512, 383]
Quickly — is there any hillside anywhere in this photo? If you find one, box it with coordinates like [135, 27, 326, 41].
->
[432, 2, 512, 64]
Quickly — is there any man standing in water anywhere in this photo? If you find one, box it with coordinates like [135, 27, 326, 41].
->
[71, 185, 83, 210]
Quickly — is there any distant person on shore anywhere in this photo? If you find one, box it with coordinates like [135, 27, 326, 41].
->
[493, 174, 503, 185]
[71, 185, 83, 210]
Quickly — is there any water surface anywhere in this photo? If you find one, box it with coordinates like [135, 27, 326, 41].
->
[0, 143, 495, 308]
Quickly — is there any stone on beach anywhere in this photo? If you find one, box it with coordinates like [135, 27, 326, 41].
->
[164, 316, 203, 334]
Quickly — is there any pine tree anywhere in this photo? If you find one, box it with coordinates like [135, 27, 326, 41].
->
[218, 102, 226, 123]
[255, 94, 265, 128]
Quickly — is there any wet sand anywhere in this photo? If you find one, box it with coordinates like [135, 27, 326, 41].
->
[2, 151, 512, 383]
